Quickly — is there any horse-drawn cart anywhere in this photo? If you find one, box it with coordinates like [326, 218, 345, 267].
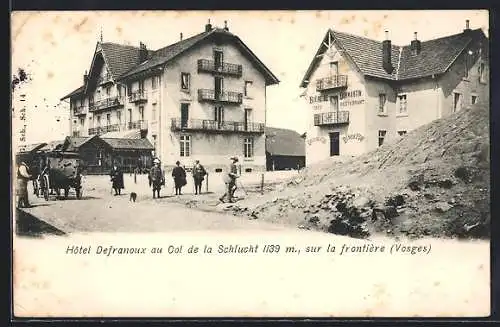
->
[37, 151, 83, 200]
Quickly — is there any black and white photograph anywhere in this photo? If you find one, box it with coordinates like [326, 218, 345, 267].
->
[11, 10, 490, 317]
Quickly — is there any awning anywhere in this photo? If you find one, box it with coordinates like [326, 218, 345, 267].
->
[100, 129, 141, 139]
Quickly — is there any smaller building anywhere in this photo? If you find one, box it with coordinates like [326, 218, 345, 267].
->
[265, 127, 306, 171]
[21, 136, 154, 175]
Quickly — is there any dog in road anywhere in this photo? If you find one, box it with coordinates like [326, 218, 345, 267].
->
[129, 192, 137, 202]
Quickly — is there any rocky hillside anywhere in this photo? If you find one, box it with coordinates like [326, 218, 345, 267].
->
[228, 104, 490, 239]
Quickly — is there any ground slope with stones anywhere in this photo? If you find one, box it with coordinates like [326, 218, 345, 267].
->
[225, 104, 490, 239]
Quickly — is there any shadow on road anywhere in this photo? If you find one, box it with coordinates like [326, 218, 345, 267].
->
[15, 208, 66, 238]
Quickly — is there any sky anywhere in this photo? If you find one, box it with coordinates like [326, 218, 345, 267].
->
[11, 10, 489, 145]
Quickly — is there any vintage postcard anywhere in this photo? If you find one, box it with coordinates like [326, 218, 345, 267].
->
[11, 10, 490, 317]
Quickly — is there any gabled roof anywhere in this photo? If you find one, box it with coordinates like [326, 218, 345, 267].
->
[301, 28, 487, 87]
[61, 85, 85, 101]
[119, 28, 280, 85]
[62, 135, 101, 151]
[101, 138, 154, 151]
[265, 127, 305, 157]
[100, 42, 155, 79]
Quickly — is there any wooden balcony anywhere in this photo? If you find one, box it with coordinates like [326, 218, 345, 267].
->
[198, 89, 242, 104]
[89, 96, 124, 112]
[171, 118, 264, 134]
[313, 111, 350, 126]
[128, 90, 148, 103]
[316, 75, 348, 91]
[73, 106, 86, 116]
[197, 59, 243, 77]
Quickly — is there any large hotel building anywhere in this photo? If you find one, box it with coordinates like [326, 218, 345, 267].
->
[300, 20, 489, 165]
[61, 20, 279, 172]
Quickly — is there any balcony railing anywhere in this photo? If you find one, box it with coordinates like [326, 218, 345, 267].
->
[198, 89, 243, 104]
[197, 59, 243, 77]
[73, 106, 86, 115]
[89, 96, 124, 112]
[316, 75, 348, 91]
[88, 120, 148, 135]
[313, 111, 350, 126]
[171, 118, 264, 134]
[128, 90, 148, 103]
[127, 120, 148, 130]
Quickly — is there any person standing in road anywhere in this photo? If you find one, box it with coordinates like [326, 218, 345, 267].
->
[148, 159, 164, 198]
[110, 164, 124, 196]
[192, 160, 207, 195]
[172, 161, 187, 195]
[219, 156, 239, 203]
[16, 161, 32, 208]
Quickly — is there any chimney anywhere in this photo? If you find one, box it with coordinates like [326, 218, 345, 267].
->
[464, 19, 471, 32]
[410, 32, 421, 55]
[83, 70, 88, 85]
[382, 31, 393, 74]
[205, 19, 213, 32]
[223, 20, 229, 32]
[138, 42, 148, 63]
[180, 33, 183, 41]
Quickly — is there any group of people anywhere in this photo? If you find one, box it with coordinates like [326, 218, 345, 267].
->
[143, 156, 241, 203]
[146, 159, 208, 198]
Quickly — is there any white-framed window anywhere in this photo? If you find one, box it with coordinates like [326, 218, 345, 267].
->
[330, 61, 339, 75]
[330, 95, 339, 111]
[244, 81, 253, 97]
[106, 114, 111, 126]
[453, 92, 462, 113]
[79, 117, 85, 127]
[397, 94, 407, 114]
[471, 95, 478, 105]
[378, 130, 386, 147]
[378, 93, 387, 114]
[479, 62, 487, 83]
[152, 135, 157, 153]
[398, 130, 407, 137]
[151, 76, 157, 89]
[181, 72, 190, 90]
[105, 86, 111, 96]
[96, 115, 101, 127]
[244, 137, 254, 158]
[180, 135, 191, 157]
[117, 111, 122, 124]
[244, 108, 253, 131]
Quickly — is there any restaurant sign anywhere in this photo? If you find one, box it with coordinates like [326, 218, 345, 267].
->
[307, 136, 327, 146]
[342, 133, 365, 143]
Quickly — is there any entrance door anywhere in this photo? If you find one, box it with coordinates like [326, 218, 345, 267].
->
[329, 132, 340, 156]
[181, 103, 189, 128]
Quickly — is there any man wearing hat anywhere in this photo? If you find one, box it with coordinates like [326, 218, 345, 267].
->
[219, 156, 240, 203]
[192, 160, 207, 195]
[16, 160, 32, 208]
[148, 158, 164, 198]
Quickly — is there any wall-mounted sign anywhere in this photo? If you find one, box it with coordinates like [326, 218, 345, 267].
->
[307, 136, 327, 146]
[339, 90, 362, 99]
[340, 99, 365, 107]
[309, 94, 329, 104]
[342, 133, 365, 143]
